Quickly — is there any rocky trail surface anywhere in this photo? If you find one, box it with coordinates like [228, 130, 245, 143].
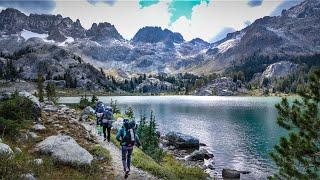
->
[41, 102, 156, 180]
[82, 122, 157, 180]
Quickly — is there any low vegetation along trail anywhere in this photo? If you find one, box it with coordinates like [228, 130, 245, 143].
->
[82, 122, 157, 180]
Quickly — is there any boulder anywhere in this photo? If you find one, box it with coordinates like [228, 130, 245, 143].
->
[0, 143, 14, 157]
[32, 124, 46, 131]
[222, 169, 240, 179]
[83, 106, 95, 115]
[186, 148, 214, 161]
[20, 173, 36, 180]
[33, 158, 43, 165]
[34, 134, 93, 166]
[222, 169, 250, 179]
[165, 131, 199, 149]
[26, 131, 39, 140]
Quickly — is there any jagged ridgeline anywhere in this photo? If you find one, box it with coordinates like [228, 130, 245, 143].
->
[0, 0, 320, 93]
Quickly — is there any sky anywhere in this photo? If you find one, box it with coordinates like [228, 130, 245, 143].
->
[0, 0, 303, 42]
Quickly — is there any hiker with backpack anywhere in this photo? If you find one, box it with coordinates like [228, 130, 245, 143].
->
[101, 106, 114, 142]
[116, 119, 141, 178]
[95, 101, 105, 136]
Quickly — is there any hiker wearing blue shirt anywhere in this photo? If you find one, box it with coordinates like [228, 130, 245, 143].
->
[116, 119, 141, 178]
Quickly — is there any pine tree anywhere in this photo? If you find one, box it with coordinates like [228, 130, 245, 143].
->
[37, 72, 44, 102]
[91, 94, 99, 104]
[137, 111, 165, 162]
[110, 99, 120, 114]
[125, 107, 134, 119]
[45, 82, 57, 103]
[270, 69, 320, 179]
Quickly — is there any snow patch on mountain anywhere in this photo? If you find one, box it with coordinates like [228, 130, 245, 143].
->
[59, 36, 74, 47]
[20, 29, 54, 43]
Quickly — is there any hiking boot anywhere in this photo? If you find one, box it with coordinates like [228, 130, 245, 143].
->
[124, 171, 130, 178]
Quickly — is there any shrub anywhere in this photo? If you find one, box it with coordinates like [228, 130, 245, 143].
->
[78, 95, 92, 109]
[0, 117, 25, 137]
[0, 92, 35, 121]
[0, 92, 35, 137]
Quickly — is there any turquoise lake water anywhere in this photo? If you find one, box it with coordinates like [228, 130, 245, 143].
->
[59, 96, 289, 179]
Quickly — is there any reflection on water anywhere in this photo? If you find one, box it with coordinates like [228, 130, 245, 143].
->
[59, 96, 287, 179]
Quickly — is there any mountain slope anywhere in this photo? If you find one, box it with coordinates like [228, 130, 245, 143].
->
[192, 0, 320, 74]
[0, 0, 319, 79]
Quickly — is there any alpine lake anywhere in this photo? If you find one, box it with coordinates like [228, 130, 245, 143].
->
[59, 96, 292, 179]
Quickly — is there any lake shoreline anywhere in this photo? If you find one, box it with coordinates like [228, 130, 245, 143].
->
[59, 95, 286, 179]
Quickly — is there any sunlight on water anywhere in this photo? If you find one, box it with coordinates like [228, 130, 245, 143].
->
[59, 96, 288, 179]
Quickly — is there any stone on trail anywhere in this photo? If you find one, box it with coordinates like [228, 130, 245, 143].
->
[26, 131, 40, 141]
[33, 158, 43, 165]
[83, 106, 95, 115]
[32, 124, 46, 131]
[34, 134, 93, 166]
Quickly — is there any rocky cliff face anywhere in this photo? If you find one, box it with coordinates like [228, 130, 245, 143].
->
[132, 26, 184, 44]
[262, 61, 299, 80]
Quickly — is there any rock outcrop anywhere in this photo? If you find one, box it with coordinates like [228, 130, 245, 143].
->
[136, 78, 174, 93]
[262, 61, 299, 80]
[132, 26, 184, 44]
[165, 131, 200, 150]
[34, 134, 93, 166]
[186, 148, 214, 161]
[32, 124, 46, 132]
[194, 77, 239, 96]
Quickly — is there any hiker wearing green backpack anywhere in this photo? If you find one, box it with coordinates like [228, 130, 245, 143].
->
[116, 119, 141, 178]
[95, 101, 105, 136]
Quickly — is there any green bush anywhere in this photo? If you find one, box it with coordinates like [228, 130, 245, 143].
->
[0, 92, 35, 121]
[78, 95, 92, 109]
[0, 92, 35, 137]
[0, 117, 25, 137]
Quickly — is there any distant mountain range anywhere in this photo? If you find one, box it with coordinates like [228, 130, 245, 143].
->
[0, 0, 319, 84]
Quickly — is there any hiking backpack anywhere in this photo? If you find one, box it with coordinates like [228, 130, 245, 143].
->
[122, 119, 136, 146]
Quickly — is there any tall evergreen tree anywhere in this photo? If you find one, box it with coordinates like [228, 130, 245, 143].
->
[270, 69, 320, 179]
[45, 83, 57, 103]
[37, 72, 44, 102]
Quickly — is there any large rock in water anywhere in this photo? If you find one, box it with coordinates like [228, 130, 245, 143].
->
[165, 131, 199, 149]
[222, 169, 250, 179]
[186, 148, 214, 161]
[34, 134, 93, 166]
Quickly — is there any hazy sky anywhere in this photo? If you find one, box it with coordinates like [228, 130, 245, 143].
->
[0, 0, 303, 42]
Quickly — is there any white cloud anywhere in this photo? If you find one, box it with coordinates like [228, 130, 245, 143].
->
[52, 0, 290, 42]
[169, 0, 284, 42]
